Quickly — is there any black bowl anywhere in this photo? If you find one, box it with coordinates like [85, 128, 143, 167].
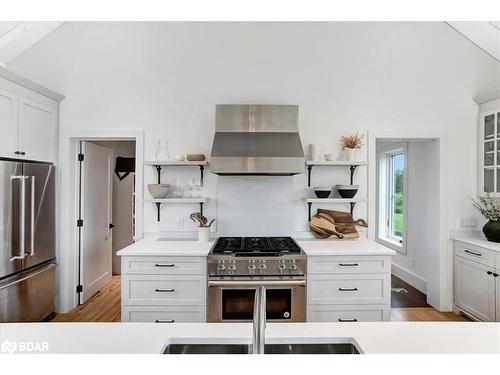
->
[314, 189, 331, 199]
[337, 188, 358, 199]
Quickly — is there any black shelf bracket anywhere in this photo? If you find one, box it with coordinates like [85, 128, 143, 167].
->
[155, 165, 162, 184]
[350, 202, 356, 216]
[200, 202, 204, 216]
[307, 165, 313, 187]
[155, 202, 161, 222]
[308, 202, 312, 221]
[349, 165, 358, 185]
[199, 165, 205, 186]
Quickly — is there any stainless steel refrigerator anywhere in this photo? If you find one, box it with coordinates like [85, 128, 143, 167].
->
[0, 158, 56, 322]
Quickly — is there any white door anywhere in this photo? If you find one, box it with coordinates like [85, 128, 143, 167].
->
[0, 89, 19, 158]
[18, 97, 56, 162]
[454, 256, 496, 321]
[80, 141, 113, 304]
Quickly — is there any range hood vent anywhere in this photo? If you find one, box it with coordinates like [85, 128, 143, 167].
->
[209, 105, 305, 175]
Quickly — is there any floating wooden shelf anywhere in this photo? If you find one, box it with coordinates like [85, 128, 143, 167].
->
[144, 198, 208, 221]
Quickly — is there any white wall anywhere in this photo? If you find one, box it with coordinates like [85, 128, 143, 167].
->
[377, 140, 439, 294]
[6, 22, 499, 310]
[91, 141, 135, 275]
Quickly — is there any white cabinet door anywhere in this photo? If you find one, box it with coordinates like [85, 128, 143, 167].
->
[18, 97, 56, 162]
[0, 89, 19, 158]
[478, 110, 500, 196]
[454, 256, 496, 321]
[496, 272, 500, 322]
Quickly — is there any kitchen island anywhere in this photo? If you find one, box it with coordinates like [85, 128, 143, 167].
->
[1, 321, 498, 354]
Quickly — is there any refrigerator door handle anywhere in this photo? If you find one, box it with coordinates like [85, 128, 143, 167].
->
[10, 175, 28, 261]
[30, 176, 35, 256]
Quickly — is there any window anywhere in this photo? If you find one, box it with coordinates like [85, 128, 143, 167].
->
[377, 143, 406, 253]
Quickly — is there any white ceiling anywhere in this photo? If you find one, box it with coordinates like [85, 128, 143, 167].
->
[447, 21, 500, 62]
[0, 21, 63, 64]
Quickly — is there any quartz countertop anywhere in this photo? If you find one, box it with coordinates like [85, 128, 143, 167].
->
[296, 237, 396, 256]
[116, 237, 215, 257]
[451, 231, 500, 253]
[1, 322, 498, 354]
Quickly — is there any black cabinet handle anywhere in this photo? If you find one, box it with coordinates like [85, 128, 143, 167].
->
[338, 287, 358, 291]
[339, 263, 359, 267]
[494, 273, 499, 277]
[155, 319, 175, 323]
[155, 264, 175, 267]
[155, 288, 174, 292]
[338, 318, 358, 322]
[14, 151, 25, 155]
[487, 271, 493, 275]
[464, 249, 482, 257]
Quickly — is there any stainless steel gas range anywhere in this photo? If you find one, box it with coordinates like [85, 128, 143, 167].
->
[207, 237, 307, 323]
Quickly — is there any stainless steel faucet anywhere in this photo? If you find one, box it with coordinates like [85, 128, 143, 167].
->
[252, 286, 266, 354]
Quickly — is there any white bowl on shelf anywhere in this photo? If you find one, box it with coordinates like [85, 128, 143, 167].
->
[148, 184, 170, 199]
[324, 154, 337, 161]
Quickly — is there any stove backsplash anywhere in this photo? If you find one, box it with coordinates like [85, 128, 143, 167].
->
[216, 176, 294, 236]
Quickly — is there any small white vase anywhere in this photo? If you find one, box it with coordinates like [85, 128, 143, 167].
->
[345, 147, 358, 161]
[309, 144, 321, 161]
[155, 140, 171, 161]
[198, 227, 210, 242]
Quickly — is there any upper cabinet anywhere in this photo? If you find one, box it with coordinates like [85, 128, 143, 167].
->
[0, 76, 60, 163]
[479, 110, 500, 196]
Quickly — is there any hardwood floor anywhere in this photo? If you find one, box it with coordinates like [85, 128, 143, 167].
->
[51, 276, 121, 322]
[51, 275, 469, 323]
[391, 275, 430, 308]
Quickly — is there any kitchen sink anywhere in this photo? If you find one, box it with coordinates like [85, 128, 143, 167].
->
[163, 342, 361, 354]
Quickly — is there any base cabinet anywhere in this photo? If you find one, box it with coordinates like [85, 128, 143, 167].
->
[307, 255, 392, 322]
[453, 240, 500, 322]
[120, 255, 206, 323]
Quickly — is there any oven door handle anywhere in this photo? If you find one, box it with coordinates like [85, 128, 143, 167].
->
[208, 279, 306, 287]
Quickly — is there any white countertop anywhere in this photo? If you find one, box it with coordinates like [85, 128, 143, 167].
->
[116, 237, 215, 256]
[1, 322, 498, 354]
[451, 230, 500, 253]
[297, 237, 396, 256]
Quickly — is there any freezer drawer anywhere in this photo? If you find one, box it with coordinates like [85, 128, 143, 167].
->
[0, 262, 56, 322]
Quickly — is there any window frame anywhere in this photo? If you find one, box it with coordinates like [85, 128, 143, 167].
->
[376, 142, 408, 254]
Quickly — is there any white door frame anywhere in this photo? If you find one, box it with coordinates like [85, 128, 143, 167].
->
[57, 128, 144, 312]
[368, 129, 451, 311]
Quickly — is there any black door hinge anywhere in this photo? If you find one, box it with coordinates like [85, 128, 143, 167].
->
[76, 285, 83, 293]
[78, 153, 84, 161]
[77, 219, 83, 227]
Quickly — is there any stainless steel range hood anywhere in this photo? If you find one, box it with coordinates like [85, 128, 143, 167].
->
[210, 105, 305, 175]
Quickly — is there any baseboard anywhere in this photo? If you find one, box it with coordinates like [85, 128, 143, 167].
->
[391, 263, 427, 294]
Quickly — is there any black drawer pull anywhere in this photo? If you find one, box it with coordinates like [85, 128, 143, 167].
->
[155, 264, 175, 267]
[494, 273, 499, 277]
[464, 249, 482, 257]
[338, 287, 358, 292]
[338, 318, 358, 322]
[339, 263, 359, 267]
[487, 271, 493, 275]
[155, 319, 175, 323]
[155, 288, 175, 292]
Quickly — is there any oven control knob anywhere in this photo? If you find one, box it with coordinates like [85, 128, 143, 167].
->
[279, 264, 287, 271]
[289, 264, 298, 271]
[258, 264, 267, 270]
[228, 264, 236, 271]
[217, 264, 225, 272]
[248, 264, 256, 270]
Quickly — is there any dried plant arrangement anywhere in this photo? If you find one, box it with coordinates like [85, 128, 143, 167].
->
[339, 132, 364, 149]
[471, 192, 500, 222]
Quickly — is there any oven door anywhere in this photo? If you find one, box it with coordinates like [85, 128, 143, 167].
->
[208, 277, 306, 322]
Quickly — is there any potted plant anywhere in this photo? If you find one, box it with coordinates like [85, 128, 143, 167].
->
[339, 132, 364, 161]
[471, 192, 500, 242]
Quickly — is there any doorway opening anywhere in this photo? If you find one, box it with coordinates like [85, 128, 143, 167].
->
[376, 139, 440, 308]
[76, 140, 136, 305]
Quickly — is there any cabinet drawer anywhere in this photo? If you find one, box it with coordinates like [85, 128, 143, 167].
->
[308, 255, 391, 274]
[455, 242, 494, 267]
[122, 305, 206, 322]
[122, 256, 206, 275]
[307, 274, 390, 305]
[122, 275, 206, 306]
[307, 304, 389, 322]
